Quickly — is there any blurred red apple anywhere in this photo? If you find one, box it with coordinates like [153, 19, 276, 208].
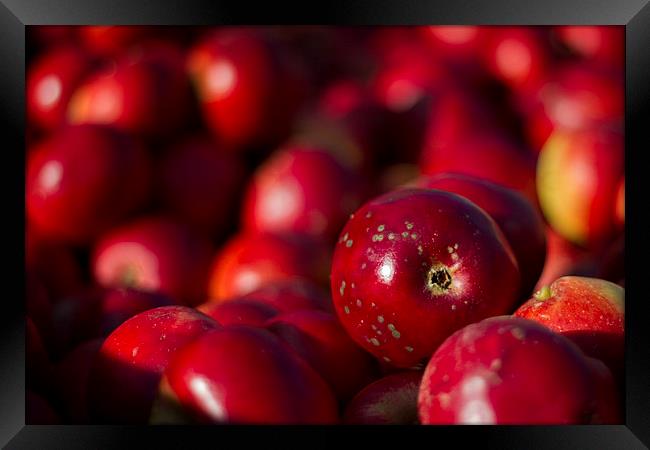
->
[418, 316, 618, 424]
[331, 189, 520, 368]
[27, 45, 94, 131]
[187, 28, 308, 149]
[197, 299, 278, 327]
[93, 217, 213, 306]
[554, 26, 624, 67]
[482, 27, 552, 95]
[158, 135, 246, 236]
[164, 326, 338, 424]
[88, 306, 219, 423]
[420, 131, 538, 205]
[26, 125, 151, 244]
[79, 26, 152, 56]
[515, 276, 624, 382]
[99, 288, 176, 336]
[242, 146, 364, 241]
[239, 280, 333, 313]
[417, 173, 546, 301]
[537, 128, 624, 247]
[343, 371, 423, 424]
[208, 232, 330, 301]
[68, 41, 192, 137]
[267, 309, 378, 402]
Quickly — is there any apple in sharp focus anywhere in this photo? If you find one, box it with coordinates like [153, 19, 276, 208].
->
[330, 188, 520, 368]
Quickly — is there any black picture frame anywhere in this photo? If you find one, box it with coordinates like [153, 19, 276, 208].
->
[2, 0, 649, 448]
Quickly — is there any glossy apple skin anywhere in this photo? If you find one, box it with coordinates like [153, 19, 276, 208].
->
[330, 188, 520, 368]
[481, 27, 551, 96]
[514, 276, 624, 382]
[554, 26, 624, 67]
[164, 326, 339, 424]
[27, 46, 94, 131]
[208, 232, 330, 301]
[242, 146, 364, 241]
[92, 217, 213, 306]
[267, 310, 379, 402]
[420, 132, 538, 204]
[186, 28, 307, 149]
[417, 174, 546, 302]
[158, 135, 246, 236]
[240, 280, 333, 313]
[197, 299, 278, 327]
[343, 371, 423, 424]
[418, 316, 615, 424]
[26, 125, 151, 244]
[88, 306, 220, 423]
[68, 41, 192, 137]
[53, 338, 103, 423]
[537, 128, 624, 247]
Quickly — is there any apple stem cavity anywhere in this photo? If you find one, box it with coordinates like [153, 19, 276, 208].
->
[426, 263, 452, 295]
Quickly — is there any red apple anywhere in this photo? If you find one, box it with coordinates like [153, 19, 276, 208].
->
[26, 125, 151, 244]
[537, 128, 624, 247]
[92, 217, 213, 306]
[481, 27, 552, 96]
[536, 63, 623, 132]
[186, 28, 307, 149]
[330, 188, 520, 368]
[27, 45, 94, 131]
[158, 135, 245, 235]
[420, 26, 487, 79]
[554, 26, 624, 67]
[88, 306, 219, 423]
[514, 276, 624, 382]
[197, 299, 278, 327]
[240, 280, 333, 313]
[164, 326, 338, 424]
[208, 231, 330, 301]
[79, 26, 151, 56]
[302, 79, 390, 173]
[417, 173, 546, 301]
[420, 132, 538, 204]
[267, 310, 378, 402]
[343, 371, 423, 424]
[371, 63, 435, 165]
[241, 146, 364, 241]
[52, 338, 103, 423]
[418, 316, 617, 424]
[68, 41, 192, 137]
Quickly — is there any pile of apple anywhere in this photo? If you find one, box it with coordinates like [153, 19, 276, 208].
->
[26, 25, 624, 425]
